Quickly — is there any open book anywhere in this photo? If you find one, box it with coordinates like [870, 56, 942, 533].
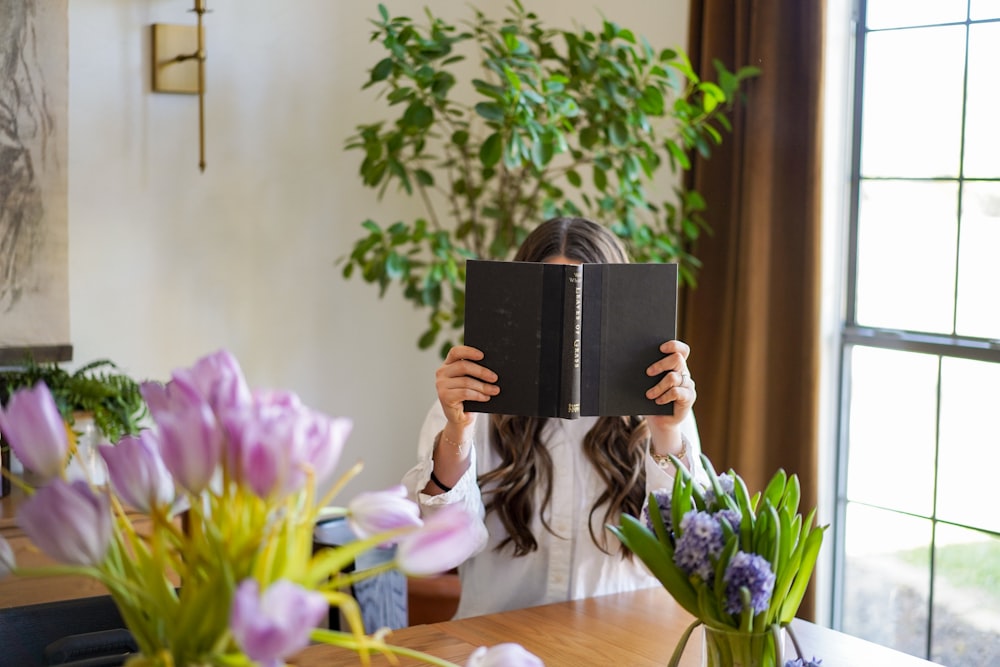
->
[462, 259, 678, 418]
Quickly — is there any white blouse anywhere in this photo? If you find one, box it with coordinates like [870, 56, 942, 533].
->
[401, 402, 705, 619]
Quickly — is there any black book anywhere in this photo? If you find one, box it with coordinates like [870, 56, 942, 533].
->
[462, 259, 678, 418]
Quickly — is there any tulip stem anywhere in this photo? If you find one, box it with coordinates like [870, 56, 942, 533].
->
[0, 467, 33, 494]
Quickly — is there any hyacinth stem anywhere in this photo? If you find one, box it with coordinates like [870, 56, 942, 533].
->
[702, 624, 784, 667]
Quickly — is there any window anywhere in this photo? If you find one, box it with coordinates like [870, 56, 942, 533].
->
[834, 1, 1000, 664]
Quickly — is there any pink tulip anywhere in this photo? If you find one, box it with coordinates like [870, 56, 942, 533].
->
[396, 504, 481, 576]
[173, 348, 253, 414]
[100, 431, 175, 513]
[0, 536, 13, 579]
[347, 485, 422, 540]
[0, 382, 68, 480]
[18, 479, 111, 566]
[230, 579, 328, 667]
[465, 643, 545, 667]
[142, 378, 223, 494]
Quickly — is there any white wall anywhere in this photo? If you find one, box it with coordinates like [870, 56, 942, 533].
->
[66, 0, 689, 499]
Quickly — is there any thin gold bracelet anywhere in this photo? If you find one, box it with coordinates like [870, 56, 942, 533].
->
[440, 431, 471, 455]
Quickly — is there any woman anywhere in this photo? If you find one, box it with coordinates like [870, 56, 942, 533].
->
[401, 217, 703, 619]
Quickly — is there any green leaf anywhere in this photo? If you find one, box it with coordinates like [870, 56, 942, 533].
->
[414, 169, 434, 186]
[403, 101, 433, 129]
[479, 132, 503, 167]
[451, 130, 469, 146]
[566, 169, 582, 188]
[608, 120, 628, 147]
[763, 469, 788, 510]
[370, 57, 394, 82]
[609, 516, 699, 617]
[475, 102, 506, 122]
[779, 525, 826, 624]
[665, 140, 690, 171]
[592, 165, 607, 191]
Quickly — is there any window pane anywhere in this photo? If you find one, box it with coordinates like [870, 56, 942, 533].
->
[866, 0, 967, 28]
[842, 503, 931, 657]
[963, 23, 1000, 178]
[956, 182, 1000, 339]
[855, 180, 958, 333]
[860, 26, 966, 178]
[847, 347, 937, 515]
[971, 0, 1000, 20]
[937, 357, 1000, 532]
[930, 524, 1000, 665]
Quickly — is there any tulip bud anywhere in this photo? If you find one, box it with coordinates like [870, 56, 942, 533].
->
[101, 431, 175, 513]
[396, 504, 483, 576]
[0, 382, 68, 480]
[299, 411, 351, 487]
[143, 379, 223, 494]
[230, 579, 328, 667]
[18, 479, 111, 566]
[466, 643, 545, 667]
[347, 484, 422, 540]
[174, 348, 253, 414]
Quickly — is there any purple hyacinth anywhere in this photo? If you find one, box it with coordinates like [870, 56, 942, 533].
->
[722, 551, 776, 615]
[643, 488, 673, 533]
[673, 510, 724, 582]
[715, 508, 742, 534]
[704, 472, 736, 510]
[785, 659, 822, 667]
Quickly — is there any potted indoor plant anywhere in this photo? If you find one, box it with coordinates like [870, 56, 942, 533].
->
[340, 1, 758, 354]
[0, 357, 148, 487]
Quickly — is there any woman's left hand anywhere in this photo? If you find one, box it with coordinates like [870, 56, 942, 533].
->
[644, 339, 697, 431]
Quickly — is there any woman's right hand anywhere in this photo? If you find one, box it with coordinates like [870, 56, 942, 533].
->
[436, 345, 499, 427]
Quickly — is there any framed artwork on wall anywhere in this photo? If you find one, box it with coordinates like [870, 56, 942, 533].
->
[0, 0, 71, 365]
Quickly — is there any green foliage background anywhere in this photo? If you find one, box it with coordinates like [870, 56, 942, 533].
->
[341, 2, 758, 355]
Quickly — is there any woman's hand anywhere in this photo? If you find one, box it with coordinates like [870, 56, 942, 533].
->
[644, 339, 697, 439]
[435, 345, 500, 428]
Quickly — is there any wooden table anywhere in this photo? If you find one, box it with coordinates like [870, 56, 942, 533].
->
[291, 587, 939, 666]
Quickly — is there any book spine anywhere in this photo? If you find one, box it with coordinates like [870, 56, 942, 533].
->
[559, 265, 583, 419]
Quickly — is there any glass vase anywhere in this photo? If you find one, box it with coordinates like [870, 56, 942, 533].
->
[702, 624, 785, 667]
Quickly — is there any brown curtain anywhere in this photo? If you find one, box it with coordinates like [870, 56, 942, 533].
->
[680, 1, 825, 619]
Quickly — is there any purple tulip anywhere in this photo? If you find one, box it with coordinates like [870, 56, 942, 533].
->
[18, 479, 111, 566]
[0, 536, 14, 579]
[142, 378, 223, 494]
[348, 485, 422, 540]
[396, 504, 481, 576]
[224, 391, 352, 499]
[465, 644, 545, 667]
[223, 396, 302, 498]
[100, 431, 175, 513]
[0, 382, 68, 480]
[297, 410, 351, 486]
[173, 348, 252, 414]
[230, 579, 328, 667]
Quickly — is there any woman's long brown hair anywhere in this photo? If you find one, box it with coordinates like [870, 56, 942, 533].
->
[476, 217, 651, 557]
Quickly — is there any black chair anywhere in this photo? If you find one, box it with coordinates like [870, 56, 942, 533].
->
[312, 517, 408, 633]
[0, 595, 134, 666]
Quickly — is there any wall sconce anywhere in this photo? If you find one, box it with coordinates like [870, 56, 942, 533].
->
[151, 1, 209, 172]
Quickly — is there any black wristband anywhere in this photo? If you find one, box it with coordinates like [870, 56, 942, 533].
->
[429, 470, 453, 493]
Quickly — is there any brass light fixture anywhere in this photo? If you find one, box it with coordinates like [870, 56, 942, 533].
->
[151, 1, 209, 172]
